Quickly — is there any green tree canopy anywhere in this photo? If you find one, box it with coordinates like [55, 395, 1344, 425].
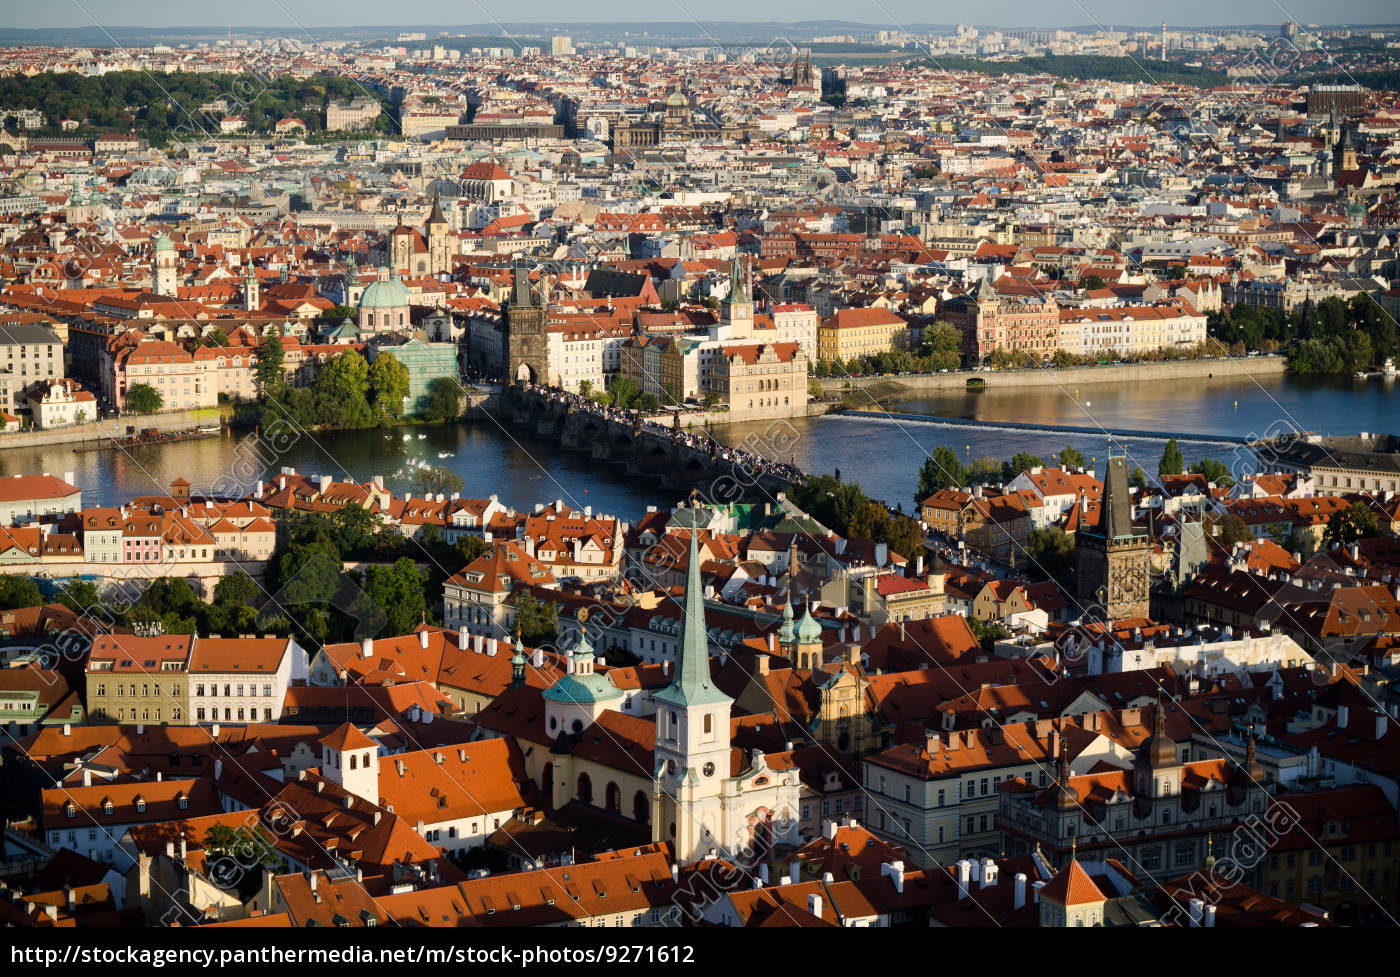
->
[0, 576, 43, 611]
[1059, 444, 1086, 469]
[1323, 501, 1383, 550]
[412, 465, 465, 498]
[915, 445, 966, 506]
[1188, 456, 1235, 487]
[256, 333, 285, 397]
[125, 383, 163, 414]
[1159, 438, 1184, 476]
[367, 351, 410, 421]
[359, 557, 429, 636]
[422, 376, 464, 422]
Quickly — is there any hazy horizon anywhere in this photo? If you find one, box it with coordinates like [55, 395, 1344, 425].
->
[6, 0, 1399, 32]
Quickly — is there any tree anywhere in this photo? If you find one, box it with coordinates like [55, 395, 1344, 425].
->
[54, 576, 102, 613]
[412, 465, 465, 498]
[359, 557, 428, 636]
[915, 445, 966, 506]
[608, 375, 641, 410]
[1159, 438, 1184, 476]
[256, 333, 285, 396]
[1205, 513, 1254, 553]
[968, 617, 1009, 653]
[1079, 274, 1106, 291]
[422, 376, 464, 423]
[312, 349, 374, 429]
[1059, 444, 1086, 469]
[201, 327, 230, 348]
[367, 351, 410, 420]
[455, 535, 487, 565]
[1189, 456, 1235, 487]
[125, 383, 163, 414]
[1130, 466, 1147, 489]
[918, 321, 964, 372]
[1026, 527, 1076, 589]
[510, 587, 557, 644]
[1323, 501, 1383, 549]
[213, 572, 259, 607]
[329, 504, 381, 557]
[0, 576, 42, 610]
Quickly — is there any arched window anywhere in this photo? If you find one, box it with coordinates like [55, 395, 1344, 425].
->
[703, 713, 713, 735]
[577, 772, 592, 804]
[634, 790, 650, 824]
[605, 782, 621, 812]
[542, 762, 553, 792]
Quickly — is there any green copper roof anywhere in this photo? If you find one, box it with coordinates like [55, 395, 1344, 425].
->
[777, 596, 795, 645]
[153, 233, 173, 251]
[653, 511, 732, 709]
[796, 603, 822, 644]
[541, 672, 617, 704]
[358, 266, 410, 310]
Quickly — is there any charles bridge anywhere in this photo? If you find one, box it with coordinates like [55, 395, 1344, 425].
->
[497, 385, 797, 504]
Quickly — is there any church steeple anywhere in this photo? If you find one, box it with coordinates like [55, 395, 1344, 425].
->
[654, 516, 728, 708]
[426, 186, 446, 229]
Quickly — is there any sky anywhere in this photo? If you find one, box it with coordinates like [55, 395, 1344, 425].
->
[7, 0, 1398, 31]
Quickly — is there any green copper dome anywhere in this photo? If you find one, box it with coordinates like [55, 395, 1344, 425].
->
[541, 671, 618, 704]
[358, 266, 410, 310]
[153, 233, 174, 252]
[777, 597, 795, 645]
[796, 604, 822, 644]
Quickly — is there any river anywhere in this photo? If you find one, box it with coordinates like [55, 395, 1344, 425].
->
[3, 372, 1395, 521]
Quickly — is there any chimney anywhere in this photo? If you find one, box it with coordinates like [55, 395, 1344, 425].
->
[670, 864, 679, 883]
[64, 884, 75, 912]
[755, 653, 769, 676]
[532, 646, 543, 668]
[1377, 712, 1388, 740]
[1204, 904, 1217, 927]
[1189, 898, 1204, 926]
[807, 893, 822, 918]
[486, 638, 498, 657]
[457, 628, 468, 650]
[980, 858, 997, 888]
[956, 860, 970, 899]
[419, 630, 429, 649]
[767, 632, 776, 653]
[1014, 873, 1027, 909]
[1338, 704, 1350, 729]
[1032, 880, 1046, 904]
[360, 637, 373, 659]
[881, 860, 905, 894]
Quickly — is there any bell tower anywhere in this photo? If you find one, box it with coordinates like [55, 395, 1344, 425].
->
[318, 722, 380, 804]
[152, 233, 176, 296]
[652, 502, 733, 864]
[505, 264, 549, 385]
[1075, 453, 1151, 620]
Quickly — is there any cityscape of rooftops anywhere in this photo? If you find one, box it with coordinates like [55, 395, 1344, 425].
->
[0, 0, 1399, 957]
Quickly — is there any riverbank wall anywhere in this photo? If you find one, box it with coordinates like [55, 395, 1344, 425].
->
[816, 355, 1287, 396]
[0, 408, 224, 451]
